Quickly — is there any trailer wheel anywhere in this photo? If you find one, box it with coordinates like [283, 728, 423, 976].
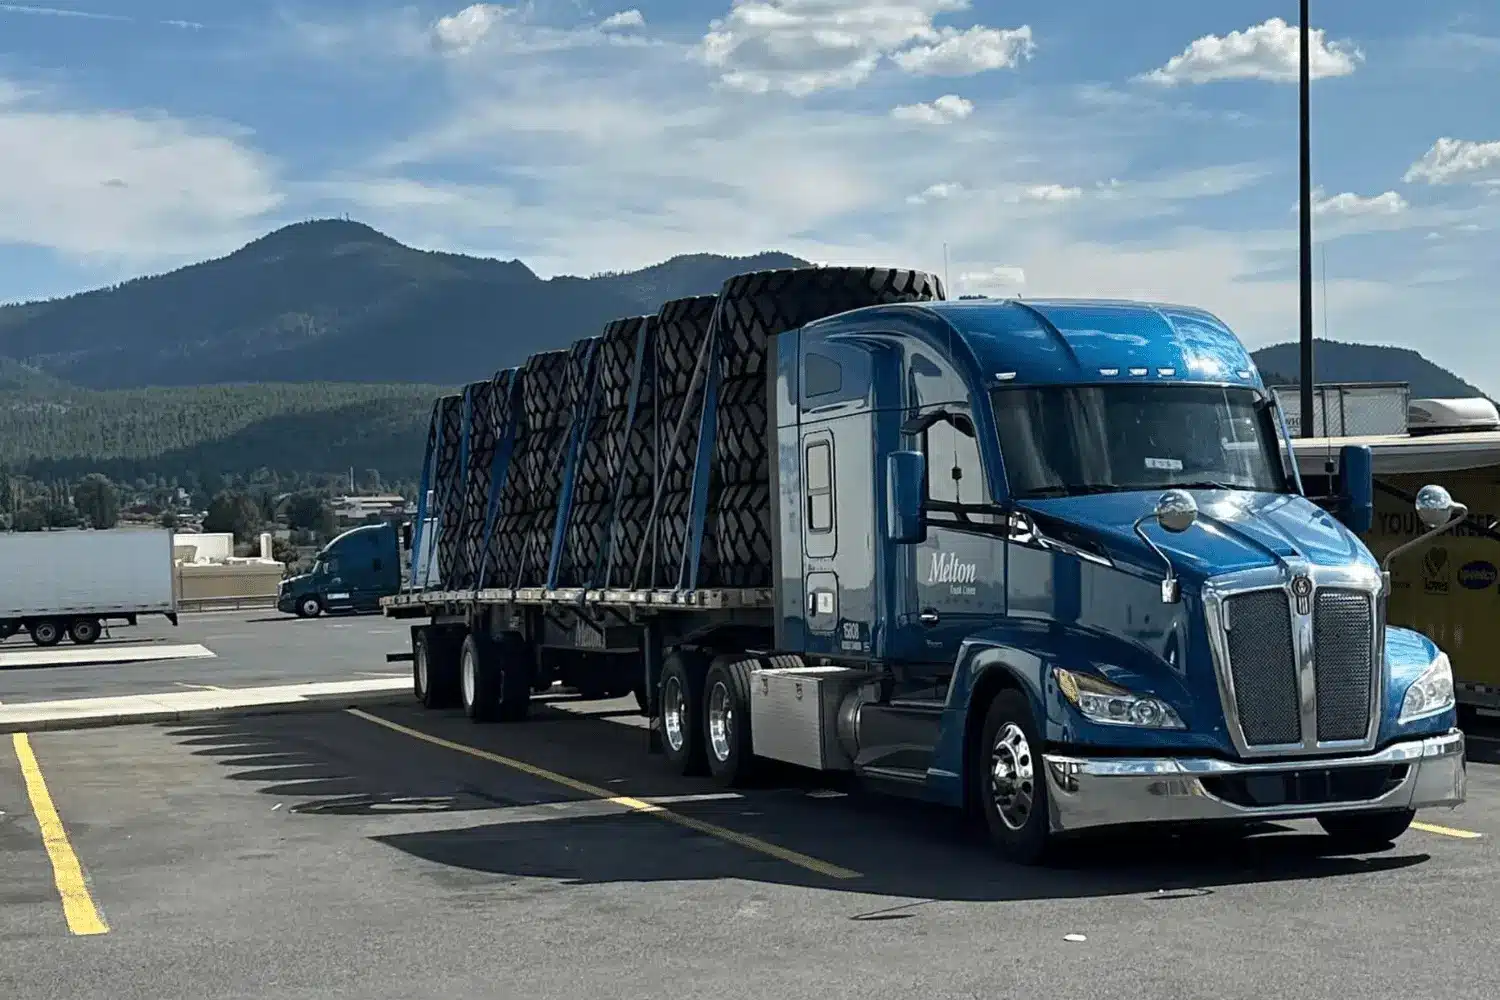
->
[29, 619, 63, 647]
[67, 618, 101, 645]
[1316, 809, 1416, 852]
[975, 689, 1055, 866]
[413, 627, 461, 710]
[703, 655, 757, 787]
[461, 632, 531, 723]
[658, 650, 709, 776]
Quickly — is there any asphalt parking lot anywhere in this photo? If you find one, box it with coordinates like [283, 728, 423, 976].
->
[3, 697, 1500, 1000]
[0, 610, 407, 703]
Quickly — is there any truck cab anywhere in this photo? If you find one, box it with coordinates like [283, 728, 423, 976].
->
[278, 521, 404, 617]
[770, 298, 1465, 861]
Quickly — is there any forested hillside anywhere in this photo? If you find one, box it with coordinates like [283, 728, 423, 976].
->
[0, 382, 442, 482]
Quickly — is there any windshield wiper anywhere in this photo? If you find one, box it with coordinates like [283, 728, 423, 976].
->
[1018, 484, 1120, 499]
[1170, 480, 1246, 491]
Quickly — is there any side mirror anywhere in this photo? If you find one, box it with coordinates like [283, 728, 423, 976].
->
[1336, 444, 1374, 534]
[1416, 484, 1456, 529]
[1154, 489, 1198, 533]
[887, 450, 927, 544]
[1380, 483, 1468, 576]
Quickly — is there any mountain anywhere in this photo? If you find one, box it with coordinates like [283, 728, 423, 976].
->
[1251, 340, 1490, 401]
[0, 220, 811, 390]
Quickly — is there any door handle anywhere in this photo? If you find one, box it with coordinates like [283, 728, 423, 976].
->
[919, 608, 940, 626]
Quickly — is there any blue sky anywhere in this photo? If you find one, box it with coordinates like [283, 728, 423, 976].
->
[3, 1, 1499, 390]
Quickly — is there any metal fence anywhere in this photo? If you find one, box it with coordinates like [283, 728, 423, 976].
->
[1270, 382, 1411, 438]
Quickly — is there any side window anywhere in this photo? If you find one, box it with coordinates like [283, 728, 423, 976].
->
[804, 353, 843, 397]
[924, 419, 985, 506]
[806, 441, 834, 533]
[326, 557, 341, 575]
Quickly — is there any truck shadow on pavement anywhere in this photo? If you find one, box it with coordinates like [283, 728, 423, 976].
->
[160, 703, 1436, 905]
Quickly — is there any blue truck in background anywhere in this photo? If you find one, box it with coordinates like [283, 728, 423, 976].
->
[278, 521, 420, 618]
[382, 265, 1468, 864]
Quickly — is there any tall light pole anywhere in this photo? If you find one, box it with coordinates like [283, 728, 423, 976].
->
[1298, 0, 1315, 436]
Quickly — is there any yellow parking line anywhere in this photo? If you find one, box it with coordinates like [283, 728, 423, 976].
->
[10, 734, 109, 936]
[346, 709, 861, 880]
[1412, 820, 1483, 840]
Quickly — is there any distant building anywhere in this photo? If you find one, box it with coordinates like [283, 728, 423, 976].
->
[331, 494, 408, 523]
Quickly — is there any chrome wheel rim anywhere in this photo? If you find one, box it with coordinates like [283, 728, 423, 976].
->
[461, 646, 476, 708]
[707, 681, 734, 763]
[662, 676, 686, 752]
[302, 598, 318, 616]
[416, 645, 428, 694]
[990, 722, 1035, 831]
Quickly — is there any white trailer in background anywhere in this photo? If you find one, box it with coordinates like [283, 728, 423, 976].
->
[0, 528, 179, 647]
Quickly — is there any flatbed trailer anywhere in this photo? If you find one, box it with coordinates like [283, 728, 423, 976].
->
[385, 268, 1469, 864]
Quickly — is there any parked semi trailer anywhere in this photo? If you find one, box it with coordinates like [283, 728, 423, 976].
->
[382, 267, 1468, 863]
[0, 528, 179, 646]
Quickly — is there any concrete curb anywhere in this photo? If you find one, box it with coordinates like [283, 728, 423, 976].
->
[0, 689, 413, 734]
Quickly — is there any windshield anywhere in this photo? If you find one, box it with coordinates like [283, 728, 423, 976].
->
[991, 383, 1292, 499]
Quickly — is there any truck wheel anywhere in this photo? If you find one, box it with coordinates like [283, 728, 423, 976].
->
[461, 633, 531, 723]
[413, 628, 460, 710]
[1317, 809, 1416, 851]
[976, 689, 1054, 866]
[703, 655, 757, 787]
[461, 635, 501, 722]
[67, 618, 101, 645]
[296, 596, 322, 618]
[29, 620, 63, 647]
[658, 651, 709, 776]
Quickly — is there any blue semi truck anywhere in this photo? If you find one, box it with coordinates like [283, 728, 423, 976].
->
[382, 265, 1468, 864]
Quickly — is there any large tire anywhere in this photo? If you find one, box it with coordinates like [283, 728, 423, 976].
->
[975, 688, 1054, 865]
[703, 655, 758, 787]
[414, 627, 461, 710]
[460, 632, 531, 723]
[67, 618, 101, 645]
[296, 595, 322, 618]
[29, 619, 63, 647]
[658, 650, 710, 775]
[1317, 809, 1416, 851]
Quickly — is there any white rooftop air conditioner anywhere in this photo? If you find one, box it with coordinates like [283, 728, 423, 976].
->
[1407, 397, 1500, 435]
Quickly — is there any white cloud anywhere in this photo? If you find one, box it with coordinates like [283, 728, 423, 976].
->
[1140, 17, 1362, 86]
[1309, 189, 1408, 217]
[890, 24, 1034, 76]
[433, 3, 512, 53]
[1404, 138, 1500, 185]
[698, 0, 1032, 96]
[906, 181, 964, 204]
[1020, 183, 1082, 203]
[599, 9, 644, 31]
[0, 80, 281, 263]
[891, 94, 972, 125]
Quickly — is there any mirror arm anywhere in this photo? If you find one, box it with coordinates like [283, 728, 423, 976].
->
[1132, 514, 1182, 604]
[1380, 502, 1469, 577]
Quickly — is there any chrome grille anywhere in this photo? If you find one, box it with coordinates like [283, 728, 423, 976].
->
[1314, 589, 1375, 742]
[1223, 590, 1302, 746]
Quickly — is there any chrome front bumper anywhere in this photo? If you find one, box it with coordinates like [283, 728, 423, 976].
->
[1044, 730, 1466, 833]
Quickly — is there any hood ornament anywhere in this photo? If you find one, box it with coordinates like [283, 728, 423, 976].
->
[1134, 489, 1199, 605]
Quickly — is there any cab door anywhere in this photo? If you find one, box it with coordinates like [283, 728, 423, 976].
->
[911, 411, 1006, 669]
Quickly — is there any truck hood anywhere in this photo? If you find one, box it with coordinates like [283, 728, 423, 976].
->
[1018, 489, 1375, 584]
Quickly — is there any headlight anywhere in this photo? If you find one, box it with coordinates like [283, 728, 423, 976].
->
[1399, 652, 1455, 723]
[1054, 667, 1185, 729]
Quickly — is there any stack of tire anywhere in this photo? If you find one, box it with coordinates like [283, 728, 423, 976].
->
[482, 369, 532, 590]
[456, 369, 517, 590]
[711, 267, 946, 587]
[652, 295, 720, 590]
[430, 392, 466, 588]
[518, 341, 596, 587]
[559, 315, 653, 589]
